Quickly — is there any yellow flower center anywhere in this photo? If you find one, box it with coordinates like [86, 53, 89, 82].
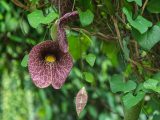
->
[45, 55, 56, 63]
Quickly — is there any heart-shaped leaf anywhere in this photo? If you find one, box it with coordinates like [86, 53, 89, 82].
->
[123, 7, 152, 34]
[109, 74, 137, 93]
[78, 8, 94, 27]
[122, 91, 145, 109]
[127, 0, 142, 6]
[132, 24, 160, 50]
[85, 54, 96, 67]
[27, 10, 58, 28]
[143, 79, 160, 93]
[83, 72, 94, 83]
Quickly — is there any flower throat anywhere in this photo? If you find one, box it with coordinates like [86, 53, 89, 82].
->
[45, 55, 56, 63]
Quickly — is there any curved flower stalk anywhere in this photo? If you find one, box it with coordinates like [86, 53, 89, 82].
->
[28, 40, 73, 89]
[57, 11, 78, 53]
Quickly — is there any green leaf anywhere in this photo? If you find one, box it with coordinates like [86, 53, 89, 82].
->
[20, 20, 29, 35]
[50, 22, 58, 40]
[109, 74, 137, 93]
[73, 67, 83, 79]
[0, 1, 11, 11]
[85, 54, 96, 67]
[122, 91, 145, 109]
[67, 31, 92, 60]
[147, 0, 160, 13]
[132, 24, 160, 50]
[88, 106, 98, 118]
[27, 10, 58, 28]
[127, 0, 142, 6]
[8, 34, 22, 43]
[78, 9, 94, 26]
[21, 55, 29, 67]
[123, 7, 152, 34]
[83, 72, 94, 83]
[143, 79, 160, 93]
[101, 42, 119, 66]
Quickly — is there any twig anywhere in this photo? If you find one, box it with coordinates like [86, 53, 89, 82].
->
[67, 27, 118, 42]
[128, 59, 160, 72]
[111, 16, 123, 50]
[11, 0, 28, 10]
[58, 0, 61, 16]
[72, 0, 76, 11]
[115, 13, 126, 25]
[141, 0, 149, 15]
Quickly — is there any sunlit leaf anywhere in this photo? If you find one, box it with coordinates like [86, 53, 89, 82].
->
[143, 79, 160, 93]
[122, 91, 145, 109]
[78, 8, 94, 26]
[109, 74, 137, 93]
[132, 24, 160, 50]
[27, 10, 58, 28]
[127, 0, 142, 6]
[123, 7, 152, 34]
[83, 72, 94, 83]
[85, 54, 96, 67]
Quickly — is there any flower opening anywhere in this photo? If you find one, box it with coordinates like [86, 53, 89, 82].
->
[28, 40, 73, 89]
[45, 55, 56, 63]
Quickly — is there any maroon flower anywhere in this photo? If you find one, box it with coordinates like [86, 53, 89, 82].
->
[28, 40, 73, 89]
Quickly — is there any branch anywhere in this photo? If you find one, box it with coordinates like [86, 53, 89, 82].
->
[129, 59, 160, 72]
[66, 27, 117, 42]
[11, 0, 28, 10]
[141, 0, 149, 15]
[111, 16, 123, 50]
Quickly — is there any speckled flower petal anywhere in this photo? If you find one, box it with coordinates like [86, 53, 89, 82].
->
[28, 41, 56, 88]
[51, 53, 73, 89]
[28, 40, 73, 89]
